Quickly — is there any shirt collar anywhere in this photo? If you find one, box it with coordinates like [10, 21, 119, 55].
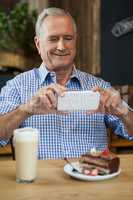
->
[38, 63, 50, 84]
[38, 63, 83, 87]
[70, 66, 83, 87]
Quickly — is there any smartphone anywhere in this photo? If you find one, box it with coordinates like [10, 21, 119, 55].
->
[57, 90, 100, 111]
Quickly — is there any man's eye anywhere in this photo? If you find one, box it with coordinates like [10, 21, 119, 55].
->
[64, 36, 73, 40]
[49, 37, 58, 42]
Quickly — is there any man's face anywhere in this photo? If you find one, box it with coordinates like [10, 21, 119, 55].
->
[35, 15, 77, 71]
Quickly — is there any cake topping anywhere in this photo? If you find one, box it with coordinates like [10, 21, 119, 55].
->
[90, 147, 101, 157]
[101, 148, 110, 157]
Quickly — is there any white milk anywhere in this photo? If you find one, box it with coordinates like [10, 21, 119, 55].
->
[13, 128, 39, 183]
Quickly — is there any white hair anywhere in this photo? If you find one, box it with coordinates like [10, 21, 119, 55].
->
[35, 7, 77, 37]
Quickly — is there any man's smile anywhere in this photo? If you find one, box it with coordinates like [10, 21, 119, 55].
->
[52, 52, 70, 56]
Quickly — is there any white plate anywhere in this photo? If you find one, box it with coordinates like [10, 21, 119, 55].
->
[64, 162, 121, 181]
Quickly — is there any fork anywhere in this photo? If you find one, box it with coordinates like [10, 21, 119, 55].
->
[64, 157, 81, 173]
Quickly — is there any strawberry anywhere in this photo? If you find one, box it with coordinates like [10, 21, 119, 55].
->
[83, 169, 99, 176]
[91, 169, 99, 176]
[83, 169, 91, 175]
[102, 148, 110, 156]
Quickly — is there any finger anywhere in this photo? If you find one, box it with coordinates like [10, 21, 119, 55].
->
[41, 94, 53, 109]
[92, 86, 101, 92]
[48, 84, 67, 96]
[92, 87, 110, 103]
[104, 90, 121, 113]
[92, 88, 111, 113]
[98, 88, 117, 106]
[97, 103, 105, 113]
[115, 105, 128, 116]
[45, 89, 57, 108]
[111, 95, 122, 108]
[100, 91, 110, 105]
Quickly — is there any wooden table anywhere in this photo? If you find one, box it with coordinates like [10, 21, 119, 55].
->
[0, 154, 133, 200]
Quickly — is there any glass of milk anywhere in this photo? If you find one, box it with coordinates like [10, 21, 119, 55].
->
[13, 127, 39, 183]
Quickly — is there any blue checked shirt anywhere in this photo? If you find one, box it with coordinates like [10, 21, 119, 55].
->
[0, 64, 131, 159]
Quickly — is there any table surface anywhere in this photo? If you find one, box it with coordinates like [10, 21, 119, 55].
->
[0, 154, 133, 200]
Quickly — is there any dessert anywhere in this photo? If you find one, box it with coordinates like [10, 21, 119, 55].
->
[79, 148, 120, 176]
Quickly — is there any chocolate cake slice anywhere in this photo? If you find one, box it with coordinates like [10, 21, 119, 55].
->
[79, 148, 120, 175]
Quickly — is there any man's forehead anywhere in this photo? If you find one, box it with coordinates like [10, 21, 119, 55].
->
[41, 15, 75, 36]
[42, 15, 73, 29]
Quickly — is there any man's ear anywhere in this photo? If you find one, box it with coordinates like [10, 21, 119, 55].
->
[34, 36, 41, 55]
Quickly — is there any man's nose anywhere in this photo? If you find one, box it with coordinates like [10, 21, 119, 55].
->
[57, 38, 65, 50]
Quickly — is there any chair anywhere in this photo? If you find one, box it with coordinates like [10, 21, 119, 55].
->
[109, 85, 133, 152]
[0, 137, 15, 160]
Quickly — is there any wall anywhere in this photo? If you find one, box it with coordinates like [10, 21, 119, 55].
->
[101, 0, 133, 85]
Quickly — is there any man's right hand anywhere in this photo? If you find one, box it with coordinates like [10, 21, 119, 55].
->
[19, 84, 67, 115]
[93, 86, 128, 117]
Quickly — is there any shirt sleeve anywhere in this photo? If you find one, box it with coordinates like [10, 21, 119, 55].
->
[0, 78, 21, 146]
[104, 114, 133, 140]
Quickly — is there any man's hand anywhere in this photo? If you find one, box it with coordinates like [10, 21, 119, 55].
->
[94, 86, 128, 117]
[20, 84, 67, 115]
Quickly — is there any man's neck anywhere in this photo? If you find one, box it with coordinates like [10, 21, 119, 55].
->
[55, 67, 73, 85]
[44, 63, 74, 85]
